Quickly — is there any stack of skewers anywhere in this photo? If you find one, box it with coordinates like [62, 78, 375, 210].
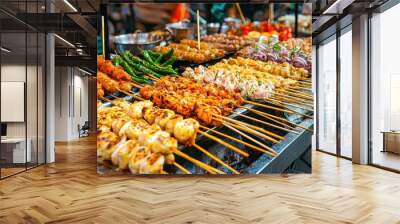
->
[97, 53, 312, 174]
[98, 22, 313, 174]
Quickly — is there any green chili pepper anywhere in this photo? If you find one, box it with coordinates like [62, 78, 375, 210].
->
[162, 48, 174, 61]
[161, 56, 176, 66]
[142, 50, 157, 65]
[155, 54, 163, 63]
[126, 51, 177, 75]
[147, 50, 162, 60]
[114, 56, 135, 76]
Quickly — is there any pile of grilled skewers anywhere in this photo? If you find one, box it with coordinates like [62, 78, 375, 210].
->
[97, 57, 313, 174]
[97, 29, 313, 174]
[182, 57, 313, 113]
[201, 33, 255, 52]
[153, 33, 257, 64]
[154, 40, 226, 64]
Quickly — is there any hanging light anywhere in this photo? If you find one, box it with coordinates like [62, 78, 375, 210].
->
[1, 47, 11, 53]
[63, 0, 78, 12]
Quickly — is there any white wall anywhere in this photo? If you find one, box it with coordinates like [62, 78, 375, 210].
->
[54, 66, 89, 141]
[1, 64, 46, 163]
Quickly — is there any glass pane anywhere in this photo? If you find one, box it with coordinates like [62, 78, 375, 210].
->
[27, 31, 38, 168]
[1, 31, 27, 177]
[317, 37, 337, 154]
[371, 4, 400, 171]
[38, 33, 46, 165]
[340, 29, 352, 158]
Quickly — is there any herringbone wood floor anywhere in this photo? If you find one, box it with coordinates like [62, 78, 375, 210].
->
[1, 136, 400, 224]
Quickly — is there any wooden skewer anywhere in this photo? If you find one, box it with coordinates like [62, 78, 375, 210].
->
[271, 96, 314, 108]
[244, 100, 313, 119]
[193, 144, 240, 174]
[118, 89, 135, 97]
[173, 162, 191, 174]
[125, 92, 145, 101]
[279, 90, 313, 101]
[267, 99, 314, 119]
[196, 10, 201, 51]
[273, 92, 313, 104]
[232, 112, 300, 134]
[244, 107, 313, 133]
[223, 123, 278, 156]
[235, 3, 246, 24]
[128, 81, 144, 89]
[146, 74, 160, 81]
[279, 88, 313, 99]
[297, 80, 312, 85]
[200, 125, 277, 157]
[268, 98, 314, 112]
[144, 75, 158, 82]
[284, 88, 313, 97]
[288, 86, 312, 92]
[297, 83, 312, 88]
[297, 79, 312, 84]
[100, 97, 113, 103]
[173, 149, 223, 174]
[250, 110, 298, 131]
[216, 119, 279, 146]
[214, 114, 283, 141]
[197, 130, 249, 157]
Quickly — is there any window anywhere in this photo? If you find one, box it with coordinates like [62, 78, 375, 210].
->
[317, 36, 337, 154]
[370, 3, 400, 171]
[339, 28, 352, 158]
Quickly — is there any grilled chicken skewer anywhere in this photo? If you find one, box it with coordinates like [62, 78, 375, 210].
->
[109, 99, 241, 173]
[98, 105, 221, 174]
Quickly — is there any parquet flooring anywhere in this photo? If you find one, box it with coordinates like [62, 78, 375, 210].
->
[1, 136, 400, 223]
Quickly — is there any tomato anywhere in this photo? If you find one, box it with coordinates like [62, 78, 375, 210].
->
[240, 25, 251, 36]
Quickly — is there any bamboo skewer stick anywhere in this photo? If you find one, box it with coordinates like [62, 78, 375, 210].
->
[288, 86, 312, 92]
[279, 90, 313, 101]
[272, 96, 314, 107]
[235, 3, 246, 24]
[279, 88, 313, 99]
[250, 110, 298, 131]
[222, 120, 276, 143]
[144, 75, 158, 82]
[271, 96, 314, 108]
[268, 99, 314, 116]
[147, 74, 160, 81]
[127, 81, 144, 89]
[173, 149, 223, 174]
[232, 112, 300, 134]
[173, 162, 191, 174]
[245, 107, 313, 133]
[197, 130, 249, 157]
[193, 144, 240, 174]
[199, 125, 276, 157]
[214, 114, 283, 141]
[223, 123, 278, 156]
[100, 97, 112, 103]
[298, 79, 312, 83]
[244, 100, 313, 119]
[297, 80, 312, 85]
[268, 98, 314, 112]
[273, 92, 313, 104]
[118, 89, 135, 98]
[284, 88, 313, 97]
[196, 10, 201, 51]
